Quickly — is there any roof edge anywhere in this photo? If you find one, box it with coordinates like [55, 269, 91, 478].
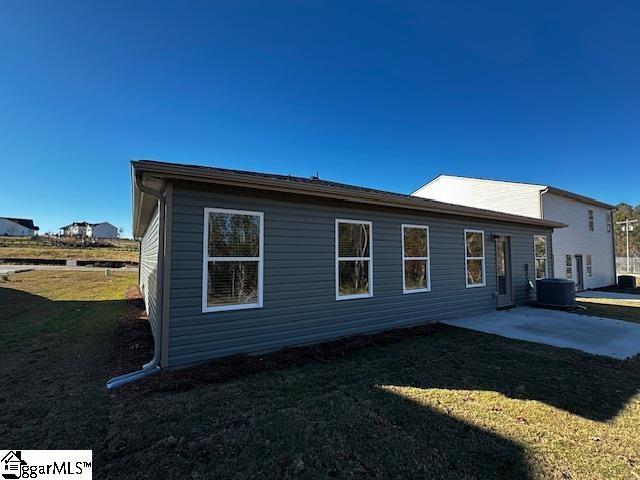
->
[2, 217, 39, 230]
[544, 187, 615, 210]
[414, 174, 614, 210]
[414, 174, 547, 192]
[131, 160, 566, 229]
[410, 174, 445, 195]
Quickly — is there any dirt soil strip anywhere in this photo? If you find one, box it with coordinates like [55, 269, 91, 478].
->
[109, 301, 442, 396]
[108, 286, 155, 378]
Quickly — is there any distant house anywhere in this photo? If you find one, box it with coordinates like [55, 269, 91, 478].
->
[412, 175, 616, 290]
[60, 221, 91, 237]
[88, 222, 119, 239]
[60, 221, 118, 239]
[0, 217, 39, 236]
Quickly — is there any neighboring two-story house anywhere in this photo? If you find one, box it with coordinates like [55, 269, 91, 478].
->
[413, 175, 616, 290]
[60, 221, 91, 237]
[60, 221, 118, 239]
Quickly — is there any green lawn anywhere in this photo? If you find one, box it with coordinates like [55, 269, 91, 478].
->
[0, 271, 136, 460]
[2, 271, 640, 479]
[576, 289, 640, 324]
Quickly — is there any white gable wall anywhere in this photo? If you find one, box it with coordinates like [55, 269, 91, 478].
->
[542, 192, 615, 289]
[90, 223, 118, 239]
[413, 176, 544, 218]
[0, 218, 35, 236]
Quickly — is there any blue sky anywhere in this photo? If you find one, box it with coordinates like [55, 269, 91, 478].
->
[1, 1, 638, 237]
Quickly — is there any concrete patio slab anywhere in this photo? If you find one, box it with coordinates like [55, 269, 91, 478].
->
[441, 306, 640, 359]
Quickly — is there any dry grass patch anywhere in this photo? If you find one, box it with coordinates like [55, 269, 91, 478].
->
[576, 296, 640, 324]
[0, 246, 138, 263]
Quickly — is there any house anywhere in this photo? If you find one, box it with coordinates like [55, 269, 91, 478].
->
[87, 222, 119, 239]
[110, 159, 562, 383]
[412, 175, 616, 290]
[0, 217, 39, 236]
[60, 221, 90, 237]
[60, 221, 118, 238]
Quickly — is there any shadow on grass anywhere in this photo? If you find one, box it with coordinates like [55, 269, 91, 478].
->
[3, 286, 639, 478]
[108, 323, 640, 479]
[131, 319, 640, 423]
[0, 286, 137, 350]
[0, 285, 151, 454]
[107, 328, 538, 479]
[379, 327, 640, 424]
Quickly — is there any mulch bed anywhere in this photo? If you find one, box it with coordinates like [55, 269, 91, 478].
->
[110, 300, 444, 396]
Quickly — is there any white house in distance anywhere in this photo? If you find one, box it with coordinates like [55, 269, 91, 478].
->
[0, 217, 39, 236]
[412, 175, 616, 290]
[60, 221, 90, 237]
[88, 222, 119, 239]
[60, 221, 119, 239]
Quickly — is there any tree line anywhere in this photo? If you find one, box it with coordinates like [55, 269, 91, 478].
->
[613, 203, 640, 258]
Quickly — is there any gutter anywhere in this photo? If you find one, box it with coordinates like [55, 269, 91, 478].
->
[106, 173, 166, 389]
[610, 209, 618, 284]
[137, 238, 142, 285]
[545, 186, 615, 210]
[539, 187, 548, 219]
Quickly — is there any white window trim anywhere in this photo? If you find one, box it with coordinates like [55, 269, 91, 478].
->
[335, 218, 373, 301]
[202, 207, 264, 313]
[401, 224, 431, 294]
[587, 254, 593, 276]
[464, 229, 486, 288]
[533, 234, 548, 280]
[565, 254, 573, 279]
[588, 209, 594, 231]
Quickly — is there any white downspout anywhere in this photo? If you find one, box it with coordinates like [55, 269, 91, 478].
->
[106, 174, 166, 389]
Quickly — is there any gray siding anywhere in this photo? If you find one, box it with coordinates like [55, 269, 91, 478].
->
[169, 183, 554, 367]
[140, 205, 161, 341]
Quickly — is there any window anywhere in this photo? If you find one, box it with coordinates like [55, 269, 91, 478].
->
[202, 208, 263, 312]
[402, 225, 430, 293]
[587, 255, 592, 276]
[607, 215, 612, 233]
[588, 209, 594, 231]
[534, 235, 547, 279]
[336, 219, 373, 300]
[565, 255, 572, 279]
[464, 229, 485, 287]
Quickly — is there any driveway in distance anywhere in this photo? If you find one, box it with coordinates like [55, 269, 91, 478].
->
[442, 306, 640, 359]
